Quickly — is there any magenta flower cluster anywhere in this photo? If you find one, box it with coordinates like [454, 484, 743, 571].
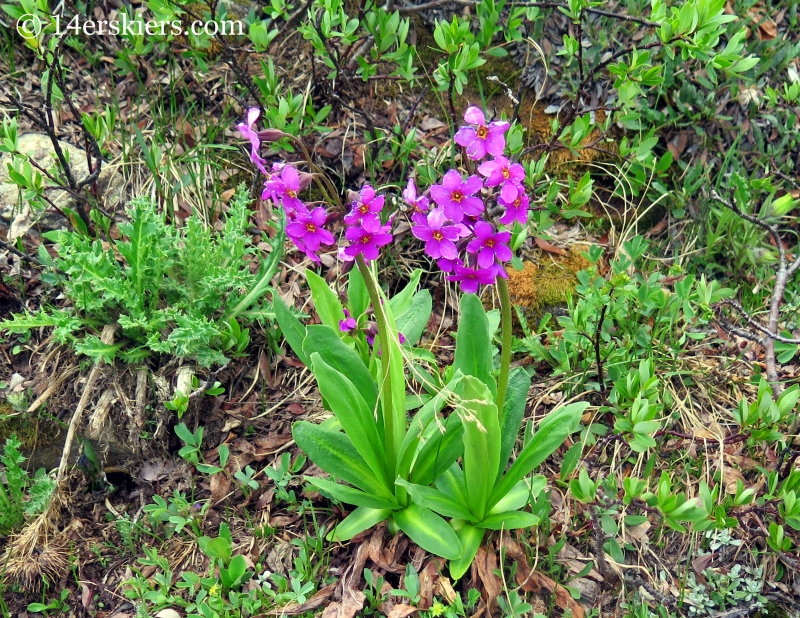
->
[237, 108, 334, 264]
[237, 105, 529, 294]
[408, 106, 529, 293]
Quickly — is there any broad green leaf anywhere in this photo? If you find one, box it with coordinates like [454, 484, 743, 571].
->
[449, 521, 484, 580]
[395, 478, 475, 521]
[476, 510, 540, 530]
[272, 294, 309, 365]
[306, 269, 346, 331]
[389, 269, 423, 317]
[348, 266, 370, 318]
[303, 325, 377, 412]
[292, 422, 392, 500]
[310, 352, 389, 486]
[306, 477, 398, 510]
[458, 376, 500, 521]
[488, 402, 587, 511]
[454, 295, 496, 397]
[435, 463, 470, 510]
[398, 373, 463, 468]
[393, 503, 462, 560]
[396, 289, 432, 346]
[489, 477, 546, 515]
[497, 367, 531, 483]
[328, 506, 392, 541]
[408, 412, 463, 486]
[376, 285, 409, 480]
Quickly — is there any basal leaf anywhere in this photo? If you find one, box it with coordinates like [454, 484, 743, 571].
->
[388, 269, 423, 317]
[408, 412, 463, 486]
[310, 352, 389, 487]
[393, 503, 462, 560]
[476, 510, 540, 530]
[306, 476, 398, 510]
[497, 367, 530, 483]
[488, 402, 587, 511]
[395, 478, 474, 521]
[396, 289, 432, 346]
[458, 376, 500, 521]
[292, 422, 392, 500]
[328, 506, 392, 541]
[348, 266, 370, 318]
[449, 521, 484, 581]
[306, 269, 346, 332]
[272, 294, 309, 366]
[303, 325, 377, 413]
[454, 295, 496, 397]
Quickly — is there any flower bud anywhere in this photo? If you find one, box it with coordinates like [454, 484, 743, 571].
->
[256, 128, 289, 142]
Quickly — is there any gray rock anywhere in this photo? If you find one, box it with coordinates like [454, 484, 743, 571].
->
[0, 133, 122, 231]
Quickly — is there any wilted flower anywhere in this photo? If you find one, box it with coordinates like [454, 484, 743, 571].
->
[236, 107, 268, 175]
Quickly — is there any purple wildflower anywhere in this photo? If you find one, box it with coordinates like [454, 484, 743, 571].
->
[454, 107, 509, 161]
[429, 170, 484, 223]
[437, 256, 463, 273]
[266, 166, 305, 214]
[477, 156, 525, 202]
[344, 215, 393, 261]
[466, 221, 512, 268]
[446, 263, 497, 294]
[403, 178, 430, 219]
[498, 192, 530, 226]
[412, 208, 462, 260]
[344, 184, 385, 226]
[236, 108, 268, 175]
[339, 309, 357, 333]
[286, 207, 335, 263]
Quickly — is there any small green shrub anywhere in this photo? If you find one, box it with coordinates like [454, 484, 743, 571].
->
[1, 187, 284, 367]
[0, 435, 57, 536]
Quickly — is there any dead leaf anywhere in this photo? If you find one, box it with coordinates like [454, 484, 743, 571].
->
[140, 458, 176, 482]
[9, 204, 34, 243]
[210, 471, 231, 503]
[420, 117, 447, 131]
[434, 577, 457, 604]
[321, 588, 366, 618]
[501, 536, 585, 618]
[418, 559, 443, 610]
[472, 545, 502, 612]
[387, 605, 418, 618]
[534, 237, 567, 255]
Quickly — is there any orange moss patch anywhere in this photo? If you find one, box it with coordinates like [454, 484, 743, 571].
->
[506, 247, 591, 324]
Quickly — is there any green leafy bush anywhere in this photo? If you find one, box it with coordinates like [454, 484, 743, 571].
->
[1, 187, 284, 366]
[0, 435, 56, 536]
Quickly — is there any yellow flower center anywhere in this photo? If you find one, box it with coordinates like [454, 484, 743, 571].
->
[476, 125, 488, 139]
[433, 231, 443, 241]
[451, 191, 464, 202]
[287, 189, 297, 199]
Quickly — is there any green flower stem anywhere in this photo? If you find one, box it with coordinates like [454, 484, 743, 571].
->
[355, 255, 397, 473]
[496, 276, 512, 420]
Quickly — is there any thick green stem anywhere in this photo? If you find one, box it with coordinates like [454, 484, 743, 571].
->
[356, 255, 397, 472]
[496, 277, 513, 420]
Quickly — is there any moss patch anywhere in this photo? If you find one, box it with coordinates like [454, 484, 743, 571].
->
[506, 247, 590, 327]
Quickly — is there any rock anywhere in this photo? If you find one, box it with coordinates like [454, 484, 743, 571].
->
[0, 133, 123, 231]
